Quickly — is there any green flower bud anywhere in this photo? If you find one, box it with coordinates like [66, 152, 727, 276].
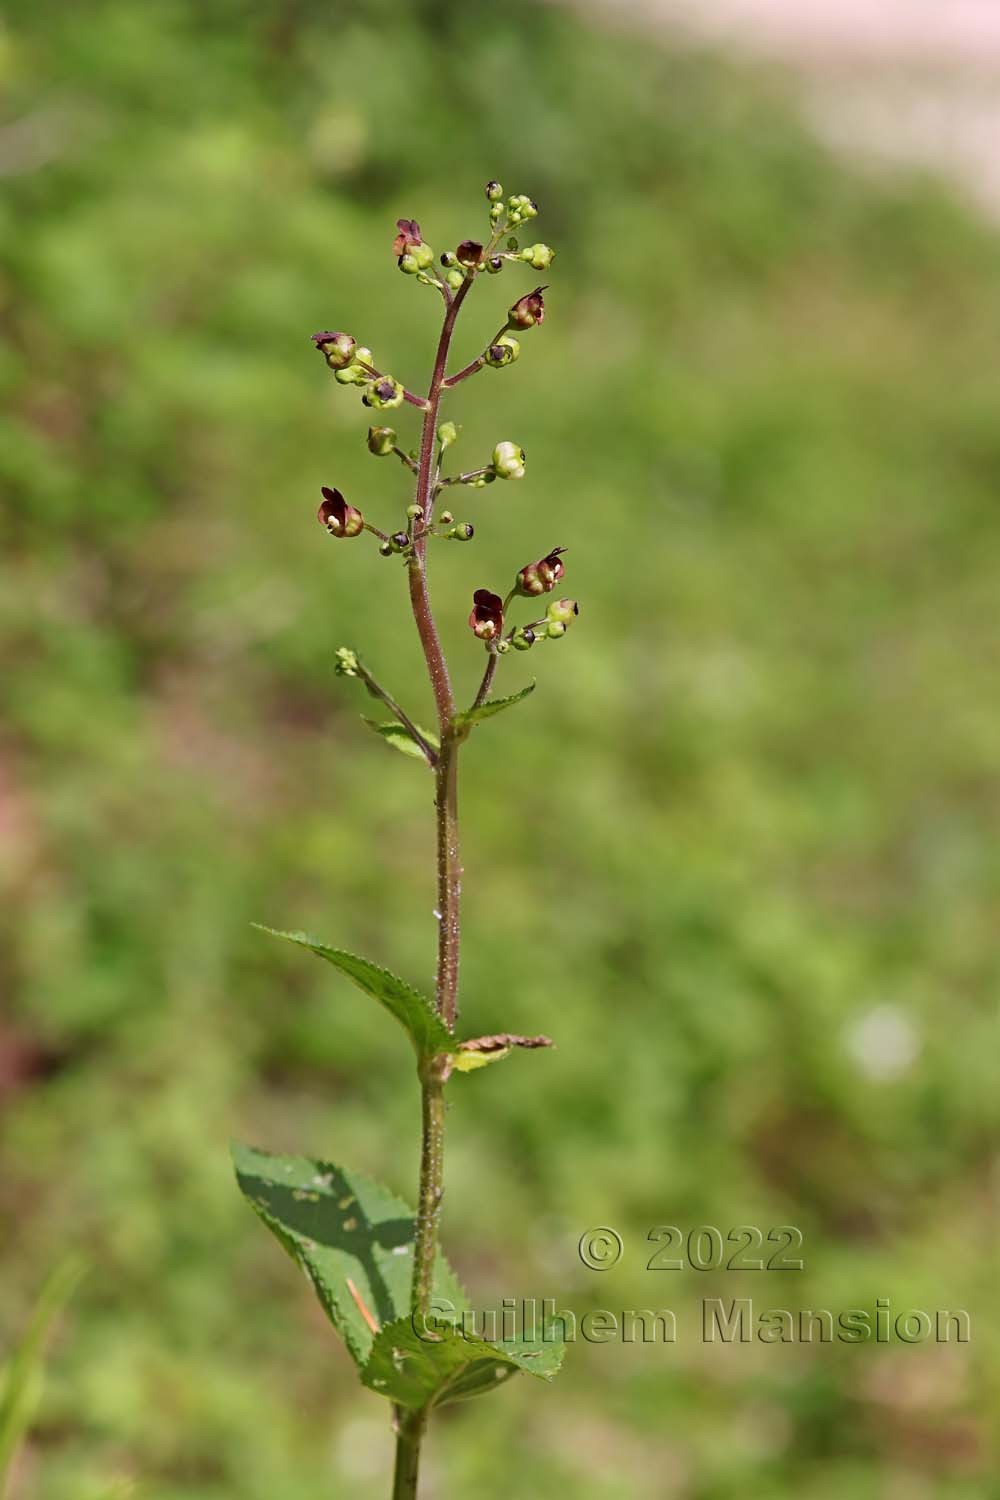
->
[546, 620, 566, 639]
[413, 242, 434, 271]
[355, 347, 373, 365]
[445, 268, 465, 292]
[489, 204, 504, 227]
[496, 640, 511, 654]
[389, 531, 410, 553]
[546, 597, 579, 625]
[379, 541, 392, 557]
[520, 242, 555, 270]
[311, 331, 357, 369]
[511, 626, 537, 651]
[486, 255, 503, 274]
[508, 194, 538, 220]
[446, 522, 474, 541]
[492, 441, 526, 481]
[440, 250, 458, 268]
[437, 421, 459, 450]
[484, 334, 520, 369]
[334, 646, 360, 676]
[439, 510, 454, 525]
[363, 376, 404, 410]
[485, 180, 504, 202]
[367, 425, 397, 456]
[334, 363, 366, 385]
[406, 504, 424, 520]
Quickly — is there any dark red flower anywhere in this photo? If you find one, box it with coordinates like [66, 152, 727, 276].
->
[508, 285, 547, 329]
[468, 588, 505, 641]
[516, 546, 566, 597]
[456, 240, 486, 268]
[317, 485, 364, 539]
[393, 218, 423, 256]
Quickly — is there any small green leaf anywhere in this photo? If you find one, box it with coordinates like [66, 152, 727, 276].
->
[451, 1032, 554, 1073]
[453, 681, 536, 731]
[361, 717, 439, 762]
[255, 926, 453, 1056]
[362, 1314, 565, 1408]
[232, 1146, 468, 1367]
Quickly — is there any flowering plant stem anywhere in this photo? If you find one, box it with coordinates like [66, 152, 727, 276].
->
[235, 186, 571, 1500]
[394, 280, 473, 1498]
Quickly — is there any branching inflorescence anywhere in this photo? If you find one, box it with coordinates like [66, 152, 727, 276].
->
[233, 183, 573, 1500]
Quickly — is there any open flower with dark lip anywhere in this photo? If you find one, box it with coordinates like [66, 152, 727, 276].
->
[317, 485, 364, 539]
[468, 589, 504, 641]
[508, 285, 546, 329]
[392, 218, 423, 255]
[516, 546, 566, 597]
[455, 240, 485, 268]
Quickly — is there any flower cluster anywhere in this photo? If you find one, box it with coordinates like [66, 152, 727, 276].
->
[310, 180, 580, 677]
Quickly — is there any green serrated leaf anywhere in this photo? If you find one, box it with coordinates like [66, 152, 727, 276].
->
[362, 1314, 565, 1408]
[361, 717, 439, 761]
[232, 1146, 468, 1368]
[255, 926, 453, 1056]
[453, 681, 536, 731]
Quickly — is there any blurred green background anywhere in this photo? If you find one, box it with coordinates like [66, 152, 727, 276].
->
[2, 1, 997, 1495]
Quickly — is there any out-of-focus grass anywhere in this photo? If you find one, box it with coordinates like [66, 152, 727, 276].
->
[1, 1, 997, 1495]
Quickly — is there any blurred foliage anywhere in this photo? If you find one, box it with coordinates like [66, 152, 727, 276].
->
[1, 0, 997, 1495]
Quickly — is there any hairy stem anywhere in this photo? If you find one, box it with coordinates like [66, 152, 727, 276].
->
[392, 1405, 429, 1500]
[394, 275, 475, 1497]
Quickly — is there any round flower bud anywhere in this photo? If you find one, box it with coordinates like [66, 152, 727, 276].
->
[484, 334, 520, 369]
[492, 441, 526, 481]
[406, 504, 424, 520]
[485, 180, 504, 202]
[379, 541, 392, 557]
[468, 589, 504, 641]
[446, 522, 474, 541]
[389, 531, 410, 553]
[520, 242, 555, 270]
[439, 511, 454, 525]
[487, 255, 503, 274]
[496, 640, 511, 654]
[367, 425, 397, 456]
[546, 597, 579, 625]
[445, 268, 465, 291]
[511, 626, 536, 652]
[508, 286, 546, 329]
[363, 376, 404, 410]
[440, 250, 458, 268]
[546, 620, 566, 639]
[317, 486, 364, 539]
[355, 347, 373, 365]
[311, 331, 357, 369]
[489, 204, 504, 227]
[437, 421, 459, 450]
